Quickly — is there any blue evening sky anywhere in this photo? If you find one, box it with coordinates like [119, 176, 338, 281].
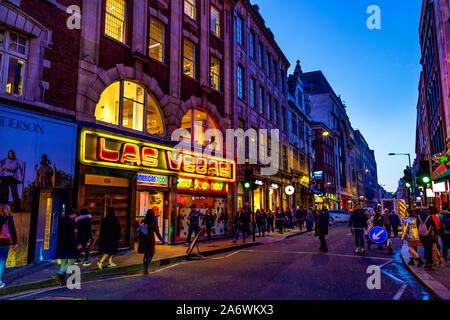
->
[253, 0, 422, 192]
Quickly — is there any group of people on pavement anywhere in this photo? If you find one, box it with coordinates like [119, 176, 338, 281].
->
[402, 204, 449, 271]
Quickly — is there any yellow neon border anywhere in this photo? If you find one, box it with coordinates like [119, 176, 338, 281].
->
[80, 129, 237, 182]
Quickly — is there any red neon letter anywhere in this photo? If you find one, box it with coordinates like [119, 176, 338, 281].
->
[195, 157, 208, 175]
[120, 143, 141, 166]
[166, 151, 182, 170]
[183, 155, 196, 173]
[208, 160, 219, 177]
[219, 163, 231, 179]
[141, 147, 158, 167]
[98, 138, 119, 162]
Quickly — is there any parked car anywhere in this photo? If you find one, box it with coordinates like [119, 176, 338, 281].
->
[328, 210, 351, 223]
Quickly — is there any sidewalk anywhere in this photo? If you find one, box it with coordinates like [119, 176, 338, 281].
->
[0, 228, 308, 297]
[400, 242, 450, 300]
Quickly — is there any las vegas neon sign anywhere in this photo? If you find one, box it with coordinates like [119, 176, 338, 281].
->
[80, 129, 236, 183]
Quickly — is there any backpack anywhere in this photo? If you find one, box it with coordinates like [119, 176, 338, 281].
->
[442, 214, 450, 234]
[139, 223, 148, 236]
[418, 216, 431, 237]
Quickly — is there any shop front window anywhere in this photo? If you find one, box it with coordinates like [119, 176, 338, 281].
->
[95, 81, 165, 137]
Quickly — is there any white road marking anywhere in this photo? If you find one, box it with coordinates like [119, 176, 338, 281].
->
[393, 283, 408, 300]
[240, 249, 393, 261]
[211, 251, 242, 260]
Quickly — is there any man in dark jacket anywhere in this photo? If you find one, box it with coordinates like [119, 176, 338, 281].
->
[316, 209, 330, 252]
[234, 203, 251, 243]
[348, 204, 368, 255]
[75, 208, 93, 267]
[296, 206, 304, 231]
[186, 205, 203, 245]
[417, 207, 438, 270]
[55, 209, 78, 286]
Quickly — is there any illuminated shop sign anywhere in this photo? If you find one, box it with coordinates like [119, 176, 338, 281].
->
[137, 173, 168, 187]
[177, 178, 227, 193]
[80, 129, 236, 183]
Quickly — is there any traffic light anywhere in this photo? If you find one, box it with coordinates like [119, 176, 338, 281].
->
[417, 160, 431, 187]
[243, 169, 253, 190]
[403, 167, 412, 189]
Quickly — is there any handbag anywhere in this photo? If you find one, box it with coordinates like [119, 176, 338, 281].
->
[140, 223, 148, 236]
[0, 220, 13, 246]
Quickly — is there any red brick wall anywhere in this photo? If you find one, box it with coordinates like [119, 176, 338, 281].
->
[20, 0, 82, 112]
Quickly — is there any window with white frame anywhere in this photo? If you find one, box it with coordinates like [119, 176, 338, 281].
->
[210, 6, 220, 37]
[184, 0, 196, 20]
[149, 17, 165, 63]
[0, 28, 28, 96]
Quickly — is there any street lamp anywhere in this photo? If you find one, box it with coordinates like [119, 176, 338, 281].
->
[388, 153, 414, 208]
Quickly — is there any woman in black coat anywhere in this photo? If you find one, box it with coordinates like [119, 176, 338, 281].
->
[138, 209, 164, 275]
[55, 209, 78, 285]
[97, 207, 121, 270]
[315, 209, 330, 252]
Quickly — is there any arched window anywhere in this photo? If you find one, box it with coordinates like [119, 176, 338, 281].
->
[95, 81, 165, 136]
[180, 108, 220, 150]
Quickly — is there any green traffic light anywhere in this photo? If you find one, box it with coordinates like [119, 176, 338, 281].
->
[244, 182, 251, 189]
[422, 176, 430, 184]
[405, 182, 411, 188]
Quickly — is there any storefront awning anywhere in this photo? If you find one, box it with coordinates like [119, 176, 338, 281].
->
[310, 187, 323, 194]
[433, 168, 450, 184]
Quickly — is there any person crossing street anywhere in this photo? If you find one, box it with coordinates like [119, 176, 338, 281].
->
[348, 204, 368, 255]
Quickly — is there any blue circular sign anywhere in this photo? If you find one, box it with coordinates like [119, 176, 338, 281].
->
[369, 226, 388, 244]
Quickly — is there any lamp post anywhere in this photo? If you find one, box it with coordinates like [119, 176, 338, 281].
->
[388, 153, 414, 208]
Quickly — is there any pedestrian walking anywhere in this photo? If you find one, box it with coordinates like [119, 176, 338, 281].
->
[138, 209, 164, 275]
[233, 204, 250, 243]
[186, 205, 202, 245]
[429, 206, 444, 266]
[255, 209, 262, 236]
[438, 203, 450, 261]
[306, 209, 315, 232]
[389, 210, 401, 238]
[0, 204, 17, 288]
[417, 207, 439, 271]
[75, 208, 93, 267]
[203, 209, 215, 242]
[55, 208, 78, 286]
[401, 210, 424, 266]
[276, 207, 285, 234]
[296, 206, 303, 231]
[266, 210, 275, 235]
[348, 204, 368, 255]
[315, 209, 330, 252]
[260, 209, 267, 237]
[97, 206, 122, 270]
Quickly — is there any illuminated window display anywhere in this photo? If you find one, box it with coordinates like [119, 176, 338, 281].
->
[180, 108, 221, 150]
[95, 81, 165, 136]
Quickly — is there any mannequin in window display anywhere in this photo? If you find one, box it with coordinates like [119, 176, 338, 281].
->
[0, 150, 24, 212]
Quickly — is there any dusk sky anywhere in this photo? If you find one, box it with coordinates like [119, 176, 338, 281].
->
[254, 0, 422, 192]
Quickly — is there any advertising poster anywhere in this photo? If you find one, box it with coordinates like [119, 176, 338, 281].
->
[0, 106, 77, 267]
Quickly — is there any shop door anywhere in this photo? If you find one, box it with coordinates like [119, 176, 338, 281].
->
[83, 186, 130, 249]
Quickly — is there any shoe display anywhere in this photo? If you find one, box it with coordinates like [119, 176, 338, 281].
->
[108, 263, 117, 267]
